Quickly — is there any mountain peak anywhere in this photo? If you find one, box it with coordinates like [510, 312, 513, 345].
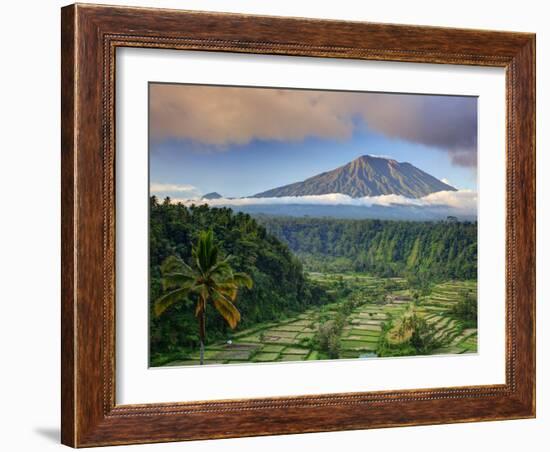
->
[354, 154, 398, 164]
[357, 154, 391, 160]
[254, 155, 456, 199]
[202, 192, 223, 200]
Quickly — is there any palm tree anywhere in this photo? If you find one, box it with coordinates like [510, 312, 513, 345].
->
[153, 230, 253, 364]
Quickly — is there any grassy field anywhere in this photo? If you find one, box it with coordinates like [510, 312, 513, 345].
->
[164, 274, 477, 366]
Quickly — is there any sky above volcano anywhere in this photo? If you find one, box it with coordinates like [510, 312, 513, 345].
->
[149, 83, 478, 199]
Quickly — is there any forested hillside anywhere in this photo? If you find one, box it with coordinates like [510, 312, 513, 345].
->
[258, 216, 477, 280]
[149, 197, 331, 363]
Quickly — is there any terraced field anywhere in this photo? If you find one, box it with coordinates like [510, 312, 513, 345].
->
[423, 280, 478, 354]
[164, 275, 477, 366]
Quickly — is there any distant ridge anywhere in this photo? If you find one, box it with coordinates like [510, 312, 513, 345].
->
[254, 155, 456, 199]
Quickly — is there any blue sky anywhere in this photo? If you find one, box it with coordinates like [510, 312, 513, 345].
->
[149, 84, 477, 199]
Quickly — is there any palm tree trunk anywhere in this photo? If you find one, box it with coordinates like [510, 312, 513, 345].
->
[198, 306, 206, 365]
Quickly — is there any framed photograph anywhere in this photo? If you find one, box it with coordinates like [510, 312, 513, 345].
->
[61, 3, 536, 447]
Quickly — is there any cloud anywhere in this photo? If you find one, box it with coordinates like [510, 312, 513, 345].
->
[420, 189, 477, 211]
[150, 85, 351, 146]
[150, 84, 477, 167]
[366, 153, 394, 160]
[150, 183, 201, 199]
[171, 189, 477, 215]
[354, 95, 477, 167]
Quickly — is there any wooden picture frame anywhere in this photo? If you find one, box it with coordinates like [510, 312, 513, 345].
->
[61, 3, 535, 447]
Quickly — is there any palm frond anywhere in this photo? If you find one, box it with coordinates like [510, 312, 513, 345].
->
[153, 287, 191, 317]
[160, 255, 193, 275]
[210, 290, 241, 329]
[208, 239, 218, 269]
[214, 282, 238, 301]
[161, 272, 195, 291]
[207, 254, 233, 278]
[193, 230, 216, 274]
[233, 272, 254, 289]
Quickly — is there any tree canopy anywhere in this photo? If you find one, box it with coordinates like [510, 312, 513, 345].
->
[258, 216, 477, 280]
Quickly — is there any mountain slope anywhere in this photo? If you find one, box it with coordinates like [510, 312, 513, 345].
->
[254, 155, 456, 199]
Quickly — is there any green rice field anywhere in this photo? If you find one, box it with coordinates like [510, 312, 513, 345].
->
[164, 274, 477, 366]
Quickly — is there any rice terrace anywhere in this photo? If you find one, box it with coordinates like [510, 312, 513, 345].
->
[148, 83, 479, 367]
[160, 274, 477, 366]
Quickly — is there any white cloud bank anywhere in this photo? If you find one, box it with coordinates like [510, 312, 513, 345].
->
[150, 183, 201, 199]
[171, 190, 477, 215]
